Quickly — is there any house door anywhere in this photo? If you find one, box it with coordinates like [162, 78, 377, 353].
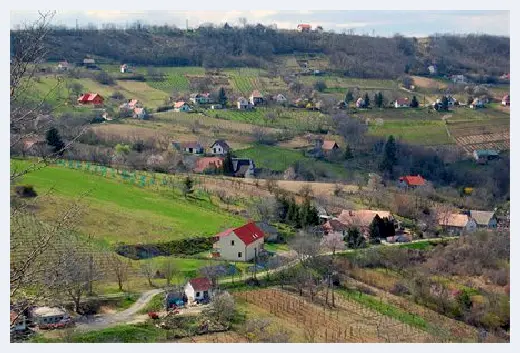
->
[189, 148, 193, 153]
[203, 290, 209, 299]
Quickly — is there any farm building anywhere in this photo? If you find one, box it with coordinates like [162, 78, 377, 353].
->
[469, 210, 498, 229]
[77, 93, 104, 106]
[83, 58, 97, 68]
[256, 221, 279, 242]
[297, 24, 312, 32]
[502, 94, 510, 106]
[355, 97, 365, 108]
[473, 149, 499, 164]
[320, 140, 340, 154]
[394, 98, 410, 108]
[437, 213, 477, 235]
[174, 141, 204, 155]
[10, 311, 26, 333]
[174, 101, 192, 112]
[336, 209, 393, 236]
[30, 307, 69, 327]
[237, 97, 253, 110]
[184, 277, 213, 305]
[165, 288, 187, 309]
[274, 94, 288, 104]
[190, 93, 212, 105]
[249, 90, 265, 106]
[194, 157, 224, 173]
[232, 158, 255, 178]
[210, 139, 230, 155]
[120, 64, 129, 73]
[57, 60, 70, 71]
[212, 222, 265, 262]
[133, 107, 147, 119]
[398, 175, 426, 188]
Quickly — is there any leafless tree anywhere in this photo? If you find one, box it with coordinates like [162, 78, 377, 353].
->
[140, 260, 156, 287]
[202, 291, 236, 329]
[162, 258, 179, 287]
[242, 318, 291, 342]
[106, 253, 131, 291]
[247, 196, 278, 223]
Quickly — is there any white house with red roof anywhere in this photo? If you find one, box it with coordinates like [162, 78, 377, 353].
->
[297, 24, 312, 33]
[77, 93, 104, 106]
[394, 97, 410, 108]
[212, 222, 265, 261]
[398, 175, 427, 188]
[174, 101, 192, 112]
[184, 277, 213, 305]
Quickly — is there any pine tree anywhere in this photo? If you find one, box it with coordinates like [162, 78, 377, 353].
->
[379, 135, 398, 177]
[46, 127, 65, 155]
[441, 96, 449, 111]
[374, 93, 379, 108]
[369, 215, 382, 240]
[411, 95, 419, 108]
[223, 151, 234, 176]
[183, 176, 194, 197]
[344, 144, 353, 160]
[378, 92, 384, 107]
[345, 91, 354, 104]
[218, 87, 227, 106]
[364, 93, 370, 107]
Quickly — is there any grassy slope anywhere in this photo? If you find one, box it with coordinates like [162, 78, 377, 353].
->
[12, 159, 243, 245]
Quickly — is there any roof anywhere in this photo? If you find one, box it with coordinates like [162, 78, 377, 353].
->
[128, 99, 138, 107]
[217, 222, 265, 246]
[211, 139, 230, 150]
[194, 157, 224, 173]
[323, 219, 347, 232]
[503, 94, 510, 100]
[235, 165, 250, 177]
[337, 209, 392, 228]
[399, 175, 426, 186]
[174, 101, 188, 108]
[188, 277, 212, 291]
[78, 93, 103, 102]
[250, 90, 263, 98]
[322, 140, 339, 150]
[395, 98, 409, 105]
[438, 213, 470, 228]
[31, 307, 66, 317]
[182, 141, 203, 149]
[10, 311, 19, 322]
[134, 107, 145, 115]
[474, 149, 499, 157]
[470, 210, 496, 226]
[275, 94, 287, 100]
[298, 24, 312, 28]
[237, 97, 249, 104]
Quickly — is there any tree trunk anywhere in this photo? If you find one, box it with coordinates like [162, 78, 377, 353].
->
[117, 276, 123, 291]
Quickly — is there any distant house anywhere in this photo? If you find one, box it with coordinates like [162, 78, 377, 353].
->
[315, 26, 324, 33]
[237, 97, 252, 110]
[210, 104, 223, 109]
[274, 94, 288, 105]
[194, 157, 224, 173]
[184, 277, 213, 305]
[320, 140, 340, 154]
[120, 64, 129, 73]
[10, 311, 26, 333]
[469, 210, 498, 229]
[30, 307, 69, 328]
[502, 94, 510, 106]
[212, 222, 265, 261]
[394, 98, 410, 108]
[470, 97, 484, 109]
[437, 213, 477, 235]
[232, 158, 255, 178]
[178, 141, 204, 155]
[249, 90, 265, 106]
[133, 107, 147, 119]
[428, 65, 437, 75]
[451, 75, 467, 84]
[83, 58, 96, 68]
[500, 73, 510, 81]
[173, 101, 192, 112]
[190, 93, 212, 105]
[473, 149, 499, 164]
[297, 24, 312, 33]
[210, 140, 230, 155]
[355, 97, 365, 108]
[336, 209, 393, 236]
[77, 93, 104, 106]
[120, 99, 139, 110]
[57, 60, 70, 71]
[398, 175, 426, 188]
[322, 219, 348, 237]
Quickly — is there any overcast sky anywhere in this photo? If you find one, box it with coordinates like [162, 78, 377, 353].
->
[10, 10, 509, 37]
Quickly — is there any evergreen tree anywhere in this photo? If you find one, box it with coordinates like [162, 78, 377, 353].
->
[218, 87, 227, 106]
[286, 198, 299, 226]
[379, 135, 398, 177]
[441, 95, 449, 111]
[344, 144, 353, 160]
[374, 93, 379, 108]
[369, 215, 382, 240]
[300, 199, 319, 227]
[411, 95, 419, 108]
[378, 92, 384, 107]
[183, 176, 194, 197]
[364, 93, 370, 107]
[223, 150, 234, 176]
[346, 227, 365, 249]
[345, 91, 354, 104]
[46, 127, 65, 155]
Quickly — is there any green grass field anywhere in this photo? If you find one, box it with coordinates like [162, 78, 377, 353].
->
[12, 159, 244, 245]
[367, 119, 452, 145]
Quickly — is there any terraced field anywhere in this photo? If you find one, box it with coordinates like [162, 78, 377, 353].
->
[447, 118, 510, 153]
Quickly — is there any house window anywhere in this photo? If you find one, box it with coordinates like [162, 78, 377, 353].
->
[231, 240, 235, 246]
[214, 148, 217, 153]
[238, 252, 242, 258]
[196, 291, 200, 297]
[189, 148, 193, 153]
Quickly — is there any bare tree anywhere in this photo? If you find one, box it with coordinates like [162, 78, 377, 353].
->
[202, 291, 236, 329]
[140, 260, 156, 287]
[162, 258, 179, 287]
[106, 253, 131, 291]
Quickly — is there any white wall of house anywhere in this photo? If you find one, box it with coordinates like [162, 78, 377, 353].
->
[215, 232, 264, 261]
[184, 283, 212, 305]
[212, 144, 227, 155]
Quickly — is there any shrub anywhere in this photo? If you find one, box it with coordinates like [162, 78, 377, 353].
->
[14, 185, 37, 198]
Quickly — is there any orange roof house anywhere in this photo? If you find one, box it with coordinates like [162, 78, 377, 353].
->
[194, 157, 225, 173]
[321, 140, 339, 151]
[398, 175, 426, 188]
[77, 93, 104, 105]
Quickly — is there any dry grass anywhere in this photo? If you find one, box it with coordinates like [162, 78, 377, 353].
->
[411, 76, 448, 90]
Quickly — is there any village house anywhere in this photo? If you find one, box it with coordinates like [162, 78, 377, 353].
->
[77, 93, 104, 106]
[315, 26, 324, 33]
[437, 213, 477, 235]
[190, 93, 212, 105]
[120, 64, 130, 73]
[469, 210, 498, 229]
[398, 175, 427, 189]
[120, 99, 139, 110]
[237, 97, 253, 110]
[173, 101, 192, 112]
[57, 60, 70, 71]
[428, 65, 437, 75]
[10, 311, 26, 333]
[210, 104, 223, 109]
[177, 141, 204, 155]
[473, 149, 499, 164]
[212, 222, 265, 261]
[193, 157, 224, 173]
[356, 97, 365, 108]
[274, 94, 288, 105]
[322, 218, 348, 237]
[470, 97, 484, 109]
[297, 24, 312, 33]
[336, 209, 393, 237]
[30, 307, 69, 328]
[394, 98, 410, 108]
[502, 94, 510, 106]
[232, 158, 255, 178]
[451, 75, 467, 84]
[184, 277, 214, 305]
[210, 139, 230, 155]
[83, 58, 96, 68]
[320, 140, 340, 154]
[249, 90, 265, 106]
[133, 107, 147, 119]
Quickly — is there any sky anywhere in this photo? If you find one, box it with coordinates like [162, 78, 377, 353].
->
[10, 10, 510, 37]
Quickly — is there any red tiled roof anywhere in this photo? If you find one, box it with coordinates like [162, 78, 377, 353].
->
[182, 141, 203, 149]
[337, 209, 391, 228]
[298, 24, 312, 28]
[322, 140, 338, 150]
[250, 90, 263, 98]
[194, 157, 224, 173]
[188, 277, 212, 291]
[399, 175, 426, 186]
[437, 213, 469, 228]
[128, 99, 138, 108]
[217, 222, 265, 246]
[78, 93, 103, 103]
[174, 101, 187, 108]
[395, 98, 409, 106]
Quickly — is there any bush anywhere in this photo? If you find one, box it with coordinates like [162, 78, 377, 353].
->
[14, 185, 37, 198]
